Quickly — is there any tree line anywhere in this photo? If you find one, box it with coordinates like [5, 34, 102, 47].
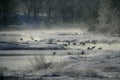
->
[0, 0, 17, 27]
[0, 0, 120, 34]
[97, 0, 120, 34]
[0, 0, 99, 25]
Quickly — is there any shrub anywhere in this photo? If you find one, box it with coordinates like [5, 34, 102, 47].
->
[0, 67, 8, 80]
[30, 56, 52, 70]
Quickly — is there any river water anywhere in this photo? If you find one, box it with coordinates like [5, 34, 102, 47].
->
[0, 30, 120, 70]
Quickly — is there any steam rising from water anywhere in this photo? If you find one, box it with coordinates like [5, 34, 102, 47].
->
[0, 29, 86, 42]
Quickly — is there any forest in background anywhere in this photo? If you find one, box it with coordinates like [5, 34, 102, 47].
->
[0, 0, 120, 34]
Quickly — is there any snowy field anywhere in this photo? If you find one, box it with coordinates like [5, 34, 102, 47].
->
[0, 30, 120, 80]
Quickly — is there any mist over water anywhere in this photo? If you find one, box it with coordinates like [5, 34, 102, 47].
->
[0, 0, 120, 80]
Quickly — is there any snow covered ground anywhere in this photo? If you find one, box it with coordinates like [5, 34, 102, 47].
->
[0, 30, 120, 80]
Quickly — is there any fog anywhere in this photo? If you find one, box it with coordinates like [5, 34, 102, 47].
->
[0, 0, 120, 80]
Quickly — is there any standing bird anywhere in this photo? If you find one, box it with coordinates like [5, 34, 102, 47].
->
[80, 42, 86, 45]
[81, 51, 85, 55]
[87, 46, 96, 50]
[98, 47, 102, 50]
[91, 40, 97, 44]
[68, 52, 72, 55]
[20, 38, 23, 41]
[68, 41, 70, 45]
[30, 36, 34, 40]
[53, 52, 56, 55]
[91, 46, 96, 49]
[34, 40, 38, 42]
[63, 44, 68, 47]
[87, 47, 90, 50]
[73, 42, 76, 45]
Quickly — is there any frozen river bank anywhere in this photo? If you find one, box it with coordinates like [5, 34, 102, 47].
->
[0, 30, 120, 80]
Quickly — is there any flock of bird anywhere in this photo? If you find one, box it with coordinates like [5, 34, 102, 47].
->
[62, 40, 103, 50]
[19, 36, 113, 56]
[20, 36, 38, 42]
[20, 36, 104, 50]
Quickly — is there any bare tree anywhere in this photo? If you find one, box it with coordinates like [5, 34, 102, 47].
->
[21, 0, 34, 19]
[0, 0, 17, 26]
[97, 0, 120, 34]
